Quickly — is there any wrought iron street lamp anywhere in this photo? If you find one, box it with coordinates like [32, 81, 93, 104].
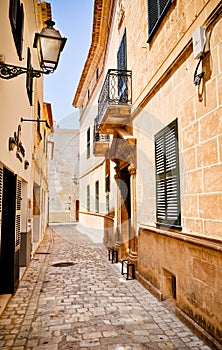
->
[0, 20, 67, 80]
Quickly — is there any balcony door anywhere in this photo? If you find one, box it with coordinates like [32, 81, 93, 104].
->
[117, 29, 128, 103]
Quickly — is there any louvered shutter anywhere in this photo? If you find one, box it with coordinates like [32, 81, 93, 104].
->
[147, 0, 171, 42]
[15, 177, 22, 249]
[0, 165, 3, 232]
[155, 119, 181, 227]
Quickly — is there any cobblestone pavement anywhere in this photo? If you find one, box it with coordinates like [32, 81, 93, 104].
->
[0, 224, 213, 349]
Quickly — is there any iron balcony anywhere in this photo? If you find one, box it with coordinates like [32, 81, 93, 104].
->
[98, 69, 132, 134]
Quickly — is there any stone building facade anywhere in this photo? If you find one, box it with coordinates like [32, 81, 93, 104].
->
[0, 0, 53, 296]
[49, 126, 79, 223]
[73, 0, 222, 344]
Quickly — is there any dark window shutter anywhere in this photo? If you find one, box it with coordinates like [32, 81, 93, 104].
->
[15, 175, 21, 256]
[147, 0, 171, 42]
[9, 0, 24, 60]
[26, 48, 33, 105]
[87, 127, 90, 158]
[105, 175, 110, 192]
[9, 0, 18, 31]
[17, 3, 24, 60]
[155, 119, 181, 228]
[95, 180, 99, 213]
[37, 101, 41, 134]
[117, 29, 127, 70]
[148, 0, 158, 35]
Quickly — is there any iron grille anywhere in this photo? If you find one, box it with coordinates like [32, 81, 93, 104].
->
[93, 116, 110, 142]
[98, 69, 132, 124]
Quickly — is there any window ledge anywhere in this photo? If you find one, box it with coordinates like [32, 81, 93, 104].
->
[138, 223, 222, 252]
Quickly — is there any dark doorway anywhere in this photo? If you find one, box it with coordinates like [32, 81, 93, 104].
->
[119, 166, 131, 253]
[0, 168, 19, 294]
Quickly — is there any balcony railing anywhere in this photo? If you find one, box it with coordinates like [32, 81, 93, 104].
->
[93, 116, 110, 156]
[98, 69, 132, 125]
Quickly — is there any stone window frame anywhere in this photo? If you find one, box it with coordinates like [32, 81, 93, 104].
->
[155, 118, 181, 229]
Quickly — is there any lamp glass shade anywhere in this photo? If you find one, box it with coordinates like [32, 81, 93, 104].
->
[34, 20, 67, 72]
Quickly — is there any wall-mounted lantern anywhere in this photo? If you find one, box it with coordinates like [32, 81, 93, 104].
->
[0, 20, 67, 80]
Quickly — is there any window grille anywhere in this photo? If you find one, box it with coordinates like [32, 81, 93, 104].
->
[155, 119, 181, 228]
[147, 0, 171, 42]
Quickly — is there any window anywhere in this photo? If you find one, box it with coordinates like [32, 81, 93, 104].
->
[147, 0, 171, 42]
[105, 175, 110, 193]
[155, 119, 181, 228]
[106, 193, 110, 214]
[87, 185, 90, 211]
[96, 68, 99, 80]
[37, 101, 41, 135]
[26, 48, 33, 106]
[9, 0, 24, 60]
[95, 180, 99, 213]
[117, 29, 128, 102]
[117, 29, 127, 70]
[87, 127, 90, 158]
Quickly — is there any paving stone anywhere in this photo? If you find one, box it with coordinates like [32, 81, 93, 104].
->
[0, 224, 215, 349]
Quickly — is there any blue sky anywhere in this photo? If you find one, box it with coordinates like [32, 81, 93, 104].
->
[44, 0, 94, 125]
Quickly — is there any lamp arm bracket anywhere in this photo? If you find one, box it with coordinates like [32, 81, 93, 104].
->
[21, 118, 51, 129]
[0, 63, 51, 80]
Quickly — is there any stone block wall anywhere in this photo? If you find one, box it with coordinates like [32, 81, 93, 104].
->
[138, 228, 222, 343]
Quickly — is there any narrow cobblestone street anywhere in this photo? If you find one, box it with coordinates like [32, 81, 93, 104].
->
[0, 224, 213, 349]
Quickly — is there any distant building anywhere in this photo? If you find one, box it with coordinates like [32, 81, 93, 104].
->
[73, 0, 222, 344]
[49, 126, 79, 223]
